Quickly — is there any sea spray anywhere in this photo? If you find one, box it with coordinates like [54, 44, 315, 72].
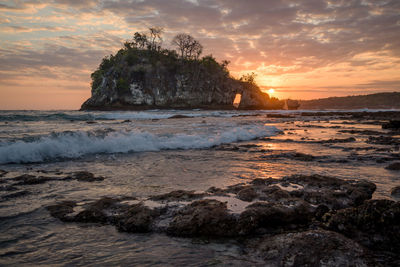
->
[0, 124, 279, 164]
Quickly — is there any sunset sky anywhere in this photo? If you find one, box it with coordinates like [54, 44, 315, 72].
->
[0, 0, 399, 110]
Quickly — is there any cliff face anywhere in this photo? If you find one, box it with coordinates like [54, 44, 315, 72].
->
[81, 48, 283, 110]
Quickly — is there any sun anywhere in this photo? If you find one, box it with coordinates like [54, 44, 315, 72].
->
[268, 88, 275, 94]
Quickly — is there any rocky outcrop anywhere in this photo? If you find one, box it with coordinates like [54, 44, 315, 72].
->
[81, 48, 283, 110]
[386, 162, 400, 171]
[392, 186, 400, 197]
[247, 230, 373, 266]
[47, 174, 400, 265]
[382, 120, 400, 130]
[0, 171, 104, 202]
[47, 174, 376, 236]
[326, 199, 400, 252]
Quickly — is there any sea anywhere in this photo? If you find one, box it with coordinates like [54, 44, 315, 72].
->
[0, 109, 399, 266]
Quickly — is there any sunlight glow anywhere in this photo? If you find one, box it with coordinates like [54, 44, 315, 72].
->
[268, 88, 275, 94]
[233, 93, 241, 108]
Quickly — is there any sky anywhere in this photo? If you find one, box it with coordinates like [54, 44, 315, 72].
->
[0, 0, 399, 110]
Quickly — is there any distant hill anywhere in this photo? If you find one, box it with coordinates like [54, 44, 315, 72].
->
[299, 92, 400, 110]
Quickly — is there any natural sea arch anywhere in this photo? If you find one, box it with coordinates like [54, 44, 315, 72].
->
[233, 93, 241, 108]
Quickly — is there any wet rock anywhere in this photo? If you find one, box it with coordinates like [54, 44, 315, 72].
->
[74, 197, 120, 223]
[326, 199, 400, 252]
[70, 171, 104, 182]
[0, 185, 18, 191]
[382, 120, 400, 130]
[168, 115, 192, 119]
[263, 137, 295, 143]
[214, 144, 240, 151]
[290, 152, 316, 161]
[250, 178, 275, 186]
[248, 230, 373, 266]
[238, 144, 261, 149]
[117, 203, 160, 233]
[261, 152, 319, 161]
[13, 174, 53, 185]
[238, 200, 314, 235]
[318, 137, 356, 144]
[8, 171, 104, 186]
[391, 186, 400, 198]
[47, 201, 77, 222]
[283, 174, 376, 209]
[385, 162, 400, 171]
[298, 124, 327, 128]
[339, 129, 384, 135]
[122, 119, 131, 123]
[206, 186, 228, 196]
[266, 114, 294, 118]
[167, 199, 237, 237]
[314, 204, 330, 220]
[258, 186, 292, 202]
[47, 196, 158, 233]
[224, 183, 248, 194]
[1, 190, 30, 200]
[150, 190, 205, 202]
[46, 174, 379, 244]
[367, 136, 400, 145]
[0, 169, 7, 177]
[86, 121, 97, 124]
[237, 187, 258, 202]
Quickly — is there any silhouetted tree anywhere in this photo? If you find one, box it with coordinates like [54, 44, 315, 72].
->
[171, 33, 203, 59]
[133, 32, 148, 49]
[240, 72, 257, 84]
[148, 27, 164, 51]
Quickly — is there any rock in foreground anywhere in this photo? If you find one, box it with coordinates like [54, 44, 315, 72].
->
[248, 230, 373, 266]
[46, 174, 400, 265]
[47, 175, 376, 237]
[326, 199, 400, 252]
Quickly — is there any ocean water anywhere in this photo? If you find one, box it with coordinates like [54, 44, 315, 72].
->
[0, 109, 399, 266]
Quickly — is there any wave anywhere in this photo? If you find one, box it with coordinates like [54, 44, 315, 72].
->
[0, 112, 97, 122]
[0, 110, 253, 122]
[0, 125, 279, 164]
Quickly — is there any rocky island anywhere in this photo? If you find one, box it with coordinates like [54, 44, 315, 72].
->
[81, 28, 284, 110]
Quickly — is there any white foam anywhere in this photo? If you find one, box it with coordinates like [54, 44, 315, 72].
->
[0, 125, 279, 164]
[96, 112, 174, 120]
[94, 110, 253, 120]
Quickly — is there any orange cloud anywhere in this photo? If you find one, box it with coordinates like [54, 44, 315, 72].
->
[0, 0, 399, 109]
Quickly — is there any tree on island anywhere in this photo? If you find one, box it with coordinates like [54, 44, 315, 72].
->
[240, 72, 257, 85]
[132, 32, 147, 49]
[86, 27, 285, 110]
[148, 27, 164, 51]
[124, 27, 163, 51]
[171, 33, 203, 59]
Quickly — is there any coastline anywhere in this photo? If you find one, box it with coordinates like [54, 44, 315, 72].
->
[0, 109, 399, 265]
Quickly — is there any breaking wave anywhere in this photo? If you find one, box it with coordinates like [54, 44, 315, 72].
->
[0, 112, 96, 122]
[0, 110, 253, 122]
[0, 125, 279, 164]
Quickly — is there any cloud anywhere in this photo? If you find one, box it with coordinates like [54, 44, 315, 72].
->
[0, 25, 75, 33]
[0, 0, 399, 108]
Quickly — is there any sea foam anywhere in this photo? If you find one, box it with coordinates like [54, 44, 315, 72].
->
[0, 125, 279, 164]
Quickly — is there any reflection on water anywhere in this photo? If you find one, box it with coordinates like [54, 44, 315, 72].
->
[1, 110, 399, 265]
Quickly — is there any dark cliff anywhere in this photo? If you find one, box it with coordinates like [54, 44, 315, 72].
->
[81, 40, 283, 110]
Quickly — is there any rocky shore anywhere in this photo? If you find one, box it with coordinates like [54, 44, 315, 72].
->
[1, 110, 400, 265]
[46, 174, 399, 266]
